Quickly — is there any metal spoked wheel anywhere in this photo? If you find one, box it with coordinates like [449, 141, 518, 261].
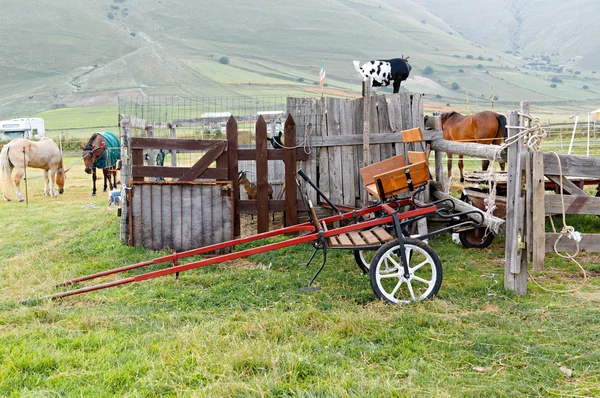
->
[353, 249, 376, 273]
[369, 238, 442, 304]
[458, 227, 494, 249]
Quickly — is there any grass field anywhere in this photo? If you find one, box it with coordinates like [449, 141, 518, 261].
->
[0, 152, 599, 396]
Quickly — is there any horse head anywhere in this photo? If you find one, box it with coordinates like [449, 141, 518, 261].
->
[81, 133, 105, 174]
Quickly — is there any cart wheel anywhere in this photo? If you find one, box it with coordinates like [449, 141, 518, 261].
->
[353, 250, 375, 273]
[458, 228, 494, 249]
[369, 238, 442, 304]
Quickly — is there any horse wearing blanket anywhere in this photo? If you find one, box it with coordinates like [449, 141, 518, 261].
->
[81, 131, 120, 196]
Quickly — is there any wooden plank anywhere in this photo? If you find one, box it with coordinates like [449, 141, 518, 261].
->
[238, 148, 308, 161]
[376, 94, 393, 161]
[532, 151, 546, 271]
[545, 233, 600, 252]
[434, 150, 445, 193]
[132, 166, 227, 180]
[504, 106, 528, 295]
[131, 137, 219, 151]
[373, 161, 429, 199]
[169, 125, 177, 167]
[388, 94, 403, 132]
[341, 99, 357, 206]
[227, 116, 240, 237]
[303, 130, 442, 147]
[336, 233, 353, 246]
[544, 194, 600, 215]
[372, 227, 394, 242]
[348, 231, 367, 246]
[402, 127, 424, 143]
[328, 236, 340, 246]
[368, 93, 381, 167]
[362, 81, 372, 167]
[318, 99, 331, 206]
[255, 116, 270, 233]
[179, 141, 226, 181]
[400, 93, 412, 133]
[545, 175, 589, 196]
[430, 139, 507, 162]
[327, 97, 343, 206]
[359, 155, 406, 185]
[542, 152, 600, 178]
[360, 230, 380, 245]
[118, 116, 131, 244]
[408, 151, 428, 164]
[284, 114, 298, 227]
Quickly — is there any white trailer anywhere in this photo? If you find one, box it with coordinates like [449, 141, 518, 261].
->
[0, 118, 45, 140]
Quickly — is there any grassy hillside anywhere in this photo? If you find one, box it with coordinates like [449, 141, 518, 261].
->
[1, 0, 600, 120]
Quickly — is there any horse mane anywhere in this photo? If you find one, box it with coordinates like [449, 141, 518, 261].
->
[84, 133, 100, 151]
[440, 111, 459, 124]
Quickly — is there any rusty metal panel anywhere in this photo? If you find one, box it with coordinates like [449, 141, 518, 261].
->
[129, 181, 233, 251]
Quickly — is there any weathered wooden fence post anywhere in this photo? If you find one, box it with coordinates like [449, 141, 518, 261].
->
[362, 79, 372, 167]
[504, 105, 528, 294]
[255, 116, 269, 233]
[284, 114, 298, 227]
[146, 125, 155, 169]
[169, 123, 177, 167]
[531, 150, 545, 270]
[119, 114, 131, 244]
[227, 116, 240, 237]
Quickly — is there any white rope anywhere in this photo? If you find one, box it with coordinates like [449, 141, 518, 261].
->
[531, 152, 588, 294]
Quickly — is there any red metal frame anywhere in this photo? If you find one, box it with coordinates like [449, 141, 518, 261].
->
[45, 199, 437, 300]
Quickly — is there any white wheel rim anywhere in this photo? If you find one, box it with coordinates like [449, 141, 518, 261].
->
[375, 244, 437, 303]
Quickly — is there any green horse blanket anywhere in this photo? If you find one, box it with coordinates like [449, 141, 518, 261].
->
[93, 131, 120, 169]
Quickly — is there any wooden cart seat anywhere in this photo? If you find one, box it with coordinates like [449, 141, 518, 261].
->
[364, 160, 429, 200]
[327, 227, 395, 248]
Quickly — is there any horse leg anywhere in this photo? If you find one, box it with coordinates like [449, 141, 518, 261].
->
[447, 153, 453, 180]
[92, 168, 97, 196]
[458, 155, 464, 183]
[103, 169, 109, 192]
[49, 167, 57, 197]
[44, 170, 50, 196]
[13, 169, 25, 202]
[112, 170, 117, 189]
[482, 159, 490, 172]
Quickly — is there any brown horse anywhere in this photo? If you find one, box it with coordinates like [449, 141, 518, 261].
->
[440, 111, 507, 182]
[81, 131, 120, 196]
[0, 138, 65, 202]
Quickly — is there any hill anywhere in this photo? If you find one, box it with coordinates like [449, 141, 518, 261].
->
[1, 0, 600, 120]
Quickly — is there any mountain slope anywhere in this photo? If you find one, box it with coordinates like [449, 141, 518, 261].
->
[1, 0, 599, 119]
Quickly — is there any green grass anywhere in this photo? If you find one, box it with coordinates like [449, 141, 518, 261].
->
[0, 155, 599, 396]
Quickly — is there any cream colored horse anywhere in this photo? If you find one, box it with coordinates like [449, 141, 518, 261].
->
[0, 137, 65, 202]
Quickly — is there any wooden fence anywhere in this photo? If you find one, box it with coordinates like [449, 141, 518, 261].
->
[118, 114, 307, 247]
[287, 90, 425, 208]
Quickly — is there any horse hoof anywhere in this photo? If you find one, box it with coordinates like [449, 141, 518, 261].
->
[92, 193, 96, 196]
[18, 199, 24, 202]
[460, 178, 465, 183]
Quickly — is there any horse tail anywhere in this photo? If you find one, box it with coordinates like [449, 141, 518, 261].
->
[0, 144, 13, 199]
[496, 114, 508, 140]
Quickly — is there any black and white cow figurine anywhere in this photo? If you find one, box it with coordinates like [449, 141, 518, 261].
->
[353, 58, 412, 93]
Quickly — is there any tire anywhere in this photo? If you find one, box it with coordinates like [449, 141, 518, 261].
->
[354, 249, 376, 273]
[458, 228, 494, 249]
[369, 238, 442, 304]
